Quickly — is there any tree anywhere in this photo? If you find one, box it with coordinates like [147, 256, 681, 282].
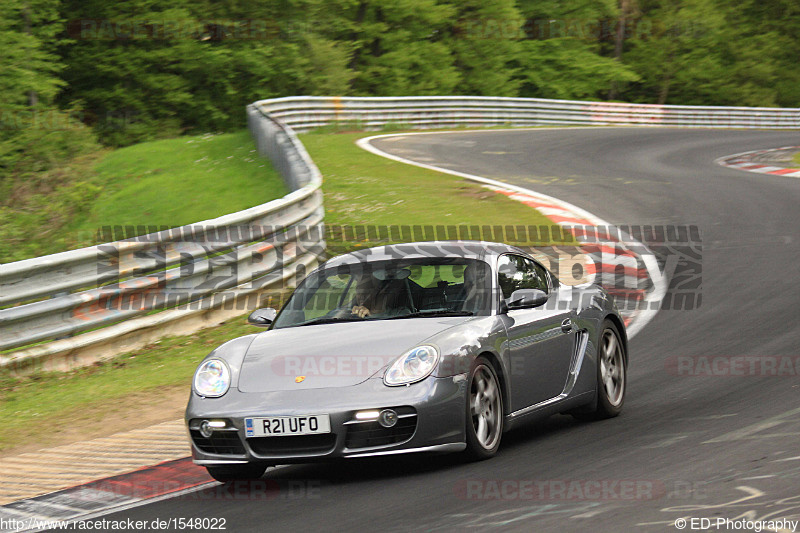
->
[0, 0, 63, 109]
[331, 0, 460, 96]
[620, 0, 790, 106]
[446, 0, 523, 96]
[0, 0, 96, 183]
[514, 0, 639, 99]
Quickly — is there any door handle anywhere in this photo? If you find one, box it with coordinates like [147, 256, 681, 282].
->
[561, 318, 573, 333]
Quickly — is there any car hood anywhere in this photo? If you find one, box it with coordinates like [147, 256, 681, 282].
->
[237, 317, 471, 392]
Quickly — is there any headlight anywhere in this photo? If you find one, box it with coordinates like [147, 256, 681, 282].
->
[193, 359, 230, 397]
[384, 345, 440, 386]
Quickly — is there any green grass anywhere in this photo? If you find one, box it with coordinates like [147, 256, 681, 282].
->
[0, 317, 256, 452]
[0, 131, 287, 263]
[65, 131, 287, 237]
[793, 151, 800, 167]
[1, 128, 567, 454]
[301, 131, 558, 235]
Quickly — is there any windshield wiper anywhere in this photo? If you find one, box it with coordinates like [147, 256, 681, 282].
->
[295, 316, 364, 327]
[387, 310, 474, 320]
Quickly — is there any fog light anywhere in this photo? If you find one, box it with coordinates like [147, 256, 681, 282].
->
[378, 409, 398, 428]
[199, 420, 214, 438]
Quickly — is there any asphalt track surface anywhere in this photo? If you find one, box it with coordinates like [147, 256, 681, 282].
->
[91, 128, 800, 532]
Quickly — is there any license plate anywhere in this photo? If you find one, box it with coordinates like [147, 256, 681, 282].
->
[245, 415, 331, 437]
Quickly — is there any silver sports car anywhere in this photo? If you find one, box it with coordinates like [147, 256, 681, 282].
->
[186, 241, 628, 482]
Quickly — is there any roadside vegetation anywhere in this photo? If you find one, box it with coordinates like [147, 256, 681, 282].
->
[4, 0, 796, 153]
[302, 131, 557, 240]
[3, 1, 797, 235]
[0, 131, 287, 263]
[0, 318, 254, 454]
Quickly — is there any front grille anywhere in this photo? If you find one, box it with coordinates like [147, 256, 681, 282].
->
[345, 416, 417, 449]
[190, 430, 246, 455]
[248, 434, 337, 456]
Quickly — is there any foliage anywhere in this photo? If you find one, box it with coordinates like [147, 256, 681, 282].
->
[3, 0, 800, 146]
[0, 131, 287, 263]
[617, 0, 799, 106]
[0, 0, 100, 186]
[300, 131, 565, 242]
[517, 39, 639, 100]
[1, 0, 794, 150]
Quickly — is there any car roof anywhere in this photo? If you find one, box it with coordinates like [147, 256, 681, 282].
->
[320, 240, 527, 269]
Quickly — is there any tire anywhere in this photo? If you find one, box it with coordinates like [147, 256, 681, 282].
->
[464, 356, 504, 460]
[206, 464, 267, 482]
[574, 320, 627, 420]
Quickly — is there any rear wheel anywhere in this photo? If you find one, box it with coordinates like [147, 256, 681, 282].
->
[206, 464, 267, 482]
[464, 357, 504, 460]
[574, 320, 626, 420]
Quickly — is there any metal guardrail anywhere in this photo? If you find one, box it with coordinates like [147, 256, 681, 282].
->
[0, 105, 324, 371]
[256, 96, 800, 131]
[3, 95, 798, 371]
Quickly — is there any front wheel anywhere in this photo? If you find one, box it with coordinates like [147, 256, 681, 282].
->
[464, 357, 504, 460]
[206, 464, 267, 483]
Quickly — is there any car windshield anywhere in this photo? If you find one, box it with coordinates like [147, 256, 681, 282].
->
[273, 257, 492, 328]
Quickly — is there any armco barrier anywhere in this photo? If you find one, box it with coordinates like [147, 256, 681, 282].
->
[0, 105, 324, 373]
[2, 96, 798, 373]
[256, 96, 800, 132]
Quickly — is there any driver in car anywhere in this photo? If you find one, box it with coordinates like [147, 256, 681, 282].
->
[350, 271, 411, 318]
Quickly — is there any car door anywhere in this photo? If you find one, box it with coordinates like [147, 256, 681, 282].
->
[498, 254, 576, 411]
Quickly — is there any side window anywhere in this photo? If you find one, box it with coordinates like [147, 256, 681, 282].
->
[497, 255, 549, 300]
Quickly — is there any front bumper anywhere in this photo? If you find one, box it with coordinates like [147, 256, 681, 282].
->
[185, 374, 467, 465]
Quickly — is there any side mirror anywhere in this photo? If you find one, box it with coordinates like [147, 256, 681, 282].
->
[506, 289, 548, 310]
[247, 308, 277, 327]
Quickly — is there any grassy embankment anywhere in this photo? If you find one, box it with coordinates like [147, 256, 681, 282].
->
[0, 131, 288, 263]
[0, 129, 561, 454]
